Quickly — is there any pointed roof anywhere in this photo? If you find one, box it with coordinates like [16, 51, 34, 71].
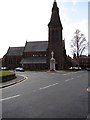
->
[48, 0, 63, 28]
[24, 41, 48, 52]
[6, 47, 24, 56]
[52, 0, 58, 12]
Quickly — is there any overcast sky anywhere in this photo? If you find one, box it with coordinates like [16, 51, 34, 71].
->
[0, 0, 89, 58]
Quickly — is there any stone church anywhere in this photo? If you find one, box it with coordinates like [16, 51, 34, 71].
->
[3, 0, 70, 70]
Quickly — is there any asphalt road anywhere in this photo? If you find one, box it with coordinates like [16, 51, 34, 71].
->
[1, 70, 88, 118]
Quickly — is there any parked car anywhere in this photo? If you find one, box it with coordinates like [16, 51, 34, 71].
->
[15, 67, 24, 72]
[69, 66, 81, 70]
[0, 67, 9, 70]
[87, 68, 90, 71]
[74, 67, 81, 70]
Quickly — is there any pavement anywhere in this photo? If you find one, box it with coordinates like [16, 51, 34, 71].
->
[0, 74, 26, 89]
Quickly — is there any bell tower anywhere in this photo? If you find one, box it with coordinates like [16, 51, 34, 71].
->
[47, 0, 64, 70]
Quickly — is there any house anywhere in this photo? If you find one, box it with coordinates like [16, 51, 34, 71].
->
[78, 55, 90, 69]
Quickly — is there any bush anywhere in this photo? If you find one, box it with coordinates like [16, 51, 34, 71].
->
[0, 71, 16, 83]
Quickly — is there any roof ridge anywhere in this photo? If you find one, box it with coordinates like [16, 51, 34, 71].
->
[9, 46, 24, 48]
[27, 41, 48, 43]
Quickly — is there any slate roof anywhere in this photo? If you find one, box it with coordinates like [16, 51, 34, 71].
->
[6, 47, 24, 56]
[6, 40, 65, 56]
[20, 56, 46, 64]
[24, 41, 48, 52]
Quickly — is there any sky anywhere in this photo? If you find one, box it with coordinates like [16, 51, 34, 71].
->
[0, 0, 89, 58]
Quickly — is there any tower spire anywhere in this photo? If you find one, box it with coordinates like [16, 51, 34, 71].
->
[48, 0, 64, 70]
[48, 0, 62, 28]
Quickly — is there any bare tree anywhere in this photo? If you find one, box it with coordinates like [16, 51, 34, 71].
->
[71, 29, 87, 58]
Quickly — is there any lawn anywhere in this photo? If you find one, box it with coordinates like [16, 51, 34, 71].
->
[0, 70, 15, 77]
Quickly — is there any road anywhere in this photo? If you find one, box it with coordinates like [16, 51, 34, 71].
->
[1, 70, 88, 118]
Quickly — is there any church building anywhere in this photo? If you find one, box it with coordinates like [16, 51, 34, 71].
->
[2, 0, 69, 70]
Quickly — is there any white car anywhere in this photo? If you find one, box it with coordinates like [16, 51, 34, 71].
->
[69, 67, 81, 70]
[15, 67, 24, 72]
[87, 68, 90, 71]
[74, 67, 81, 70]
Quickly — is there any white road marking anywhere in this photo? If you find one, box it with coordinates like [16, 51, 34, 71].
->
[0, 94, 20, 101]
[2, 75, 28, 89]
[77, 75, 82, 78]
[62, 71, 84, 76]
[18, 74, 28, 79]
[39, 83, 59, 90]
[62, 72, 73, 76]
[65, 78, 74, 82]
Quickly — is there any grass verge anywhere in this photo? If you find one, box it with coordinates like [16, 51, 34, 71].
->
[0, 70, 15, 77]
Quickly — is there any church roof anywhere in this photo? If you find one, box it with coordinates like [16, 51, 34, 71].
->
[6, 40, 65, 56]
[24, 41, 48, 52]
[6, 47, 24, 56]
[20, 56, 46, 64]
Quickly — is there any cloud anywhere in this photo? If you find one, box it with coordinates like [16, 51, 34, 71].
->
[71, 7, 77, 12]
[73, 0, 77, 5]
[59, 3, 70, 24]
